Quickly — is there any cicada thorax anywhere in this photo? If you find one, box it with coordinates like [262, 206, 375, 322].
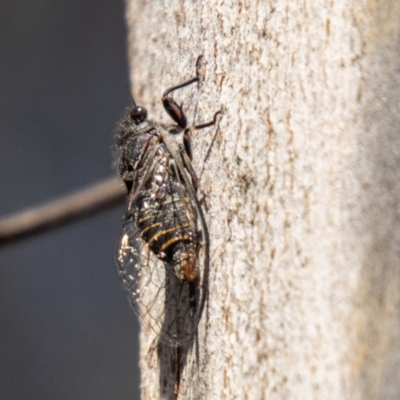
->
[134, 146, 199, 282]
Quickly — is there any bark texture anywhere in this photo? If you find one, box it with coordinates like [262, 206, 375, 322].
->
[125, 1, 400, 399]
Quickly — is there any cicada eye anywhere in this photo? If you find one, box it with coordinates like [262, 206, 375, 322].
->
[130, 106, 148, 123]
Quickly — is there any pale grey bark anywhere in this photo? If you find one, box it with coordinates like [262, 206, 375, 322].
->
[125, 1, 400, 399]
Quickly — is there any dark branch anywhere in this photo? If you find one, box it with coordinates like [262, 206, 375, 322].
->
[0, 177, 126, 246]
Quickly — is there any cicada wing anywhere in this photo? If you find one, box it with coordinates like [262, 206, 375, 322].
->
[115, 220, 167, 334]
[158, 266, 202, 346]
[155, 157, 209, 345]
[115, 221, 201, 346]
[152, 156, 208, 346]
[115, 149, 209, 346]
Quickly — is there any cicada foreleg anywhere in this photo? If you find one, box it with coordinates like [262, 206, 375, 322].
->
[161, 76, 199, 129]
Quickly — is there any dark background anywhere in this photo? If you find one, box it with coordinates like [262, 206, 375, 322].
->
[0, 1, 141, 399]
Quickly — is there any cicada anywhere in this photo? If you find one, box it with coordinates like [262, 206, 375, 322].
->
[114, 66, 220, 346]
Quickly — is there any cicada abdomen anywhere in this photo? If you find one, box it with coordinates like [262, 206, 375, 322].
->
[134, 152, 200, 282]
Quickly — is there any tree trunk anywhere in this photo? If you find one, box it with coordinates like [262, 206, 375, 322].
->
[125, 1, 400, 399]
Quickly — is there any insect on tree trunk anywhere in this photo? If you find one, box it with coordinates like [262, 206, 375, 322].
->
[124, 1, 400, 399]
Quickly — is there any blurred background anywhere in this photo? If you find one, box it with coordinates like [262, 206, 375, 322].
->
[0, 1, 141, 399]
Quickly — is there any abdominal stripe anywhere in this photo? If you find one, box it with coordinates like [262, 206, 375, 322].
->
[148, 223, 191, 245]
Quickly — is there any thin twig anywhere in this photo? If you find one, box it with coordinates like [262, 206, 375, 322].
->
[0, 177, 126, 246]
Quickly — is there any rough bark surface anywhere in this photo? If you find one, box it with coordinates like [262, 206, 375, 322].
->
[125, 1, 400, 399]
